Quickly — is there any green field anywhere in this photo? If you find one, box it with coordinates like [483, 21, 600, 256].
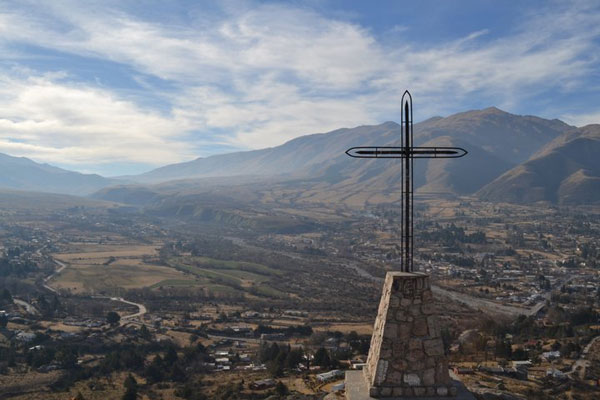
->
[165, 256, 287, 298]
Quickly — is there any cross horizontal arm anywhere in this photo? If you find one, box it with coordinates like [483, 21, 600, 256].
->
[345, 146, 468, 159]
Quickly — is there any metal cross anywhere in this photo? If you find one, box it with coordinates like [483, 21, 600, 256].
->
[346, 91, 467, 272]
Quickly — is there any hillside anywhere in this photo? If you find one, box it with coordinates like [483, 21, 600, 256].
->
[0, 107, 583, 205]
[0, 153, 119, 195]
[478, 125, 600, 204]
[0, 189, 115, 211]
[131, 108, 571, 200]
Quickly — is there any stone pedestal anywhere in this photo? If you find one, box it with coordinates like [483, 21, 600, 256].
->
[361, 272, 455, 398]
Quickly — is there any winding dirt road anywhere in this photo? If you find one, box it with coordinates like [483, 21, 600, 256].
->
[42, 259, 67, 293]
[43, 257, 148, 322]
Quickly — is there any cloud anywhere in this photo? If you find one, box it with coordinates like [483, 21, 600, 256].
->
[0, 1, 599, 173]
[561, 111, 600, 127]
[0, 73, 195, 166]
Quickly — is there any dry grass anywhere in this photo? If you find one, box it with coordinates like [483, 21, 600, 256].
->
[50, 244, 188, 294]
[313, 322, 373, 335]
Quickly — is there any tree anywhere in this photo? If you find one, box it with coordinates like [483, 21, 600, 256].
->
[285, 349, 303, 370]
[347, 331, 359, 342]
[122, 374, 138, 400]
[55, 346, 78, 369]
[268, 359, 284, 378]
[0, 313, 7, 329]
[164, 345, 178, 366]
[0, 289, 12, 305]
[139, 325, 152, 340]
[314, 347, 331, 367]
[144, 356, 164, 384]
[107, 311, 121, 325]
[275, 381, 289, 397]
[495, 339, 512, 359]
[170, 363, 186, 382]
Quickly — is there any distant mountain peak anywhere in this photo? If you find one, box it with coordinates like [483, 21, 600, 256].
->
[420, 116, 443, 124]
[482, 106, 504, 113]
[0, 152, 119, 195]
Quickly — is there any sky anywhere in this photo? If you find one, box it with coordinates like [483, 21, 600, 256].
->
[0, 0, 599, 176]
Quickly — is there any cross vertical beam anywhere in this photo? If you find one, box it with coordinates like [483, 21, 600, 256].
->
[345, 90, 467, 273]
[402, 92, 413, 273]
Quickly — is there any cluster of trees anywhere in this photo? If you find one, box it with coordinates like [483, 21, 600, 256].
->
[0, 253, 38, 277]
[495, 339, 514, 359]
[1, 325, 217, 398]
[546, 305, 599, 327]
[26, 345, 77, 369]
[175, 379, 289, 400]
[36, 294, 61, 318]
[97, 341, 211, 386]
[260, 342, 305, 377]
[259, 340, 359, 378]
[0, 288, 12, 305]
[487, 313, 578, 341]
[421, 224, 487, 247]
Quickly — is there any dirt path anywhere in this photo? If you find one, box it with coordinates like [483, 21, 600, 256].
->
[12, 298, 40, 315]
[568, 335, 600, 379]
[42, 259, 67, 293]
[44, 256, 148, 323]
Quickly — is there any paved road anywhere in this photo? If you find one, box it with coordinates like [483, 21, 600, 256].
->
[229, 237, 553, 319]
[335, 260, 538, 317]
[90, 295, 148, 323]
[113, 297, 148, 320]
[431, 286, 531, 317]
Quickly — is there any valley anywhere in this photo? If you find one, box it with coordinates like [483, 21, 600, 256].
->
[0, 109, 599, 399]
[1, 191, 600, 399]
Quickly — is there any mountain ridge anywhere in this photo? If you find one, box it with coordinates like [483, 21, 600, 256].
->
[478, 124, 600, 204]
[0, 107, 596, 205]
[0, 153, 120, 196]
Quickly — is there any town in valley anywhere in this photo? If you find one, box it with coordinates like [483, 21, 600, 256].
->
[1, 194, 599, 399]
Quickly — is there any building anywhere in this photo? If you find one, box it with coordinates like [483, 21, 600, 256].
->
[542, 351, 561, 361]
[316, 369, 344, 382]
[250, 379, 276, 390]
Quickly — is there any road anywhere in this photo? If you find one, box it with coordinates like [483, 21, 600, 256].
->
[13, 258, 67, 315]
[431, 285, 531, 317]
[42, 256, 148, 324]
[228, 237, 551, 319]
[112, 297, 148, 320]
[90, 295, 148, 323]
[336, 260, 550, 318]
[42, 259, 67, 293]
[12, 298, 40, 315]
[568, 334, 600, 379]
[207, 334, 261, 344]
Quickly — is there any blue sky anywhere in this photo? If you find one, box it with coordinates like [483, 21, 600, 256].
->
[0, 0, 599, 176]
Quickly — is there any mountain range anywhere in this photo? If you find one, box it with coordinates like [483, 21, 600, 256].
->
[0, 153, 118, 195]
[0, 107, 598, 206]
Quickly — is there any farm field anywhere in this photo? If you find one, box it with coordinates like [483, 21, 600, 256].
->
[51, 244, 189, 294]
[48, 243, 288, 299]
[166, 255, 287, 298]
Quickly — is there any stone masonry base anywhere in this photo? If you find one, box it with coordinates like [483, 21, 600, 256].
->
[363, 272, 456, 398]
